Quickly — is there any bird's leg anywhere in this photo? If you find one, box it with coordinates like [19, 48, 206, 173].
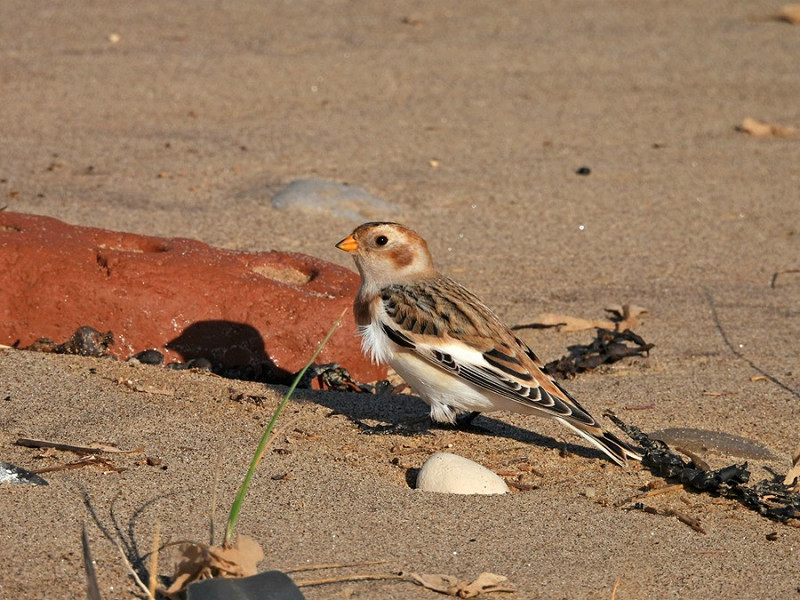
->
[430, 411, 489, 432]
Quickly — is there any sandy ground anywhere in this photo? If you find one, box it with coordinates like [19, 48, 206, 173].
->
[2, 1, 799, 598]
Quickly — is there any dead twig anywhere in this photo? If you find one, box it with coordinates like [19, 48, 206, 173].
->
[113, 534, 154, 598]
[148, 522, 160, 599]
[295, 573, 405, 587]
[769, 268, 799, 288]
[15, 437, 144, 455]
[610, 577, 621, 600]
[31, 454, 125, 474]
[615, 483, 684, 507]
[627, 503, 706, 534]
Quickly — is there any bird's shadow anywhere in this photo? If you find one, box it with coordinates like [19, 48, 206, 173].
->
[301, 387, 614, 464]
[163, 319, 616, 464]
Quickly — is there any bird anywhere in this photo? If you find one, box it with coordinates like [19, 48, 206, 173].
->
[336, 222, 641, 467]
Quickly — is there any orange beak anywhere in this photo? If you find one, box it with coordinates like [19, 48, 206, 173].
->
[336, 234, 359, 253]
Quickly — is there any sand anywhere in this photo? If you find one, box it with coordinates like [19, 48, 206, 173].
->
[1, 1, 799, 598]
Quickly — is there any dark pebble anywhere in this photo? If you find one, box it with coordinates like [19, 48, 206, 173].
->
[130, 349, 164, 365]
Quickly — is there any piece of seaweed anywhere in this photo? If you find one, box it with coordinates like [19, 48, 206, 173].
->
[606, 412, 800, 523]
[544, 329, 654, 379]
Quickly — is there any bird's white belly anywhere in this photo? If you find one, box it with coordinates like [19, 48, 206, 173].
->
[359, 318, 520, 423]
[390, 349, 516, 423]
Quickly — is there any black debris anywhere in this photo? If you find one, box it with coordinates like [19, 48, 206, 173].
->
[300, 362, 393, 394]
[607, 412, 800, 524]
[26, 325, 114, 357]
[544, 328, 654, 379]
[129, 349, 164, 365]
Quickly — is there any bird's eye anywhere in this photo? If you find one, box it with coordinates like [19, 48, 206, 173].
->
[375, 235, 389, 246]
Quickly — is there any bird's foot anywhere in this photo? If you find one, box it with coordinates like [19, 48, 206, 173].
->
[430, 411, 491, 433]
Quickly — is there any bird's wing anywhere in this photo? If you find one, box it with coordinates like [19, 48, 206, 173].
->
[378, 280, 598, 427]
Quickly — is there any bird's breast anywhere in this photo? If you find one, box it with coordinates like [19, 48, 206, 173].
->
[357, 319, 394, 365]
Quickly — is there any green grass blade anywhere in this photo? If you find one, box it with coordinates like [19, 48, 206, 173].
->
[224, 309, 347, 546]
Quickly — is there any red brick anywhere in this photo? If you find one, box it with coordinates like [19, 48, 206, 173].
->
[0, 212, 384, 383]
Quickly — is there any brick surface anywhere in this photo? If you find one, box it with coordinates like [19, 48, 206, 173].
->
[0, 212, 384, 382]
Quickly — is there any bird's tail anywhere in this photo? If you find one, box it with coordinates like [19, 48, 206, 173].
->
[557, 418, 642, 467]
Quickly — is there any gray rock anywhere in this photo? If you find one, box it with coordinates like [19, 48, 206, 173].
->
[0, 461, 48, 486]
[270, 179, 396, 221]
[649, 428, 776, 460]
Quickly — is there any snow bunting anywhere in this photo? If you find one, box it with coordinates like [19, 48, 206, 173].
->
[336, 222, 641, 467]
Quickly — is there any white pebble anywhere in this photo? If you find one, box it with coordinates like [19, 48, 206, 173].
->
[416, 452, 509, 495]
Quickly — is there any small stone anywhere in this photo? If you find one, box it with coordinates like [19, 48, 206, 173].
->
[269, 179, 396, 221]
[129, 349, 164, 365]
[416, 452, 509, 495]
[0, 462, 48, 486]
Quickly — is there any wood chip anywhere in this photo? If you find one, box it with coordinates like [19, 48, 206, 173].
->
[736, 117, 799, 138]
[778, 4, 800, 23]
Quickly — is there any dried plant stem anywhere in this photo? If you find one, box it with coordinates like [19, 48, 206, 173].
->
[610, 577, 621, 600]
[148, 521, 160, 598]
[113, 537, 153, 598]
[224, 309, 347, 546]
[295, 573, 405, 587]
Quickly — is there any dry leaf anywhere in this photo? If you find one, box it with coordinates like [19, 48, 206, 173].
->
[528, 313, 606, 332]
[783, 446, 800, 491]
[164, 536, 265, 597]
[112, 377, 174, 396]
[32, 454, 126, 474]
[778, 3, 800, 23]
[410, 572, 513, 597]
[736, 117, 799, 138]
[521, 304, 647, 333]
[605, 304, 649, 331]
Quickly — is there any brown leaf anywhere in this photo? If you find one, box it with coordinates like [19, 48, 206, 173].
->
[604, 304, 649, 331]
[519, 304, 647, 333]
[778, 3, 800, 23]
[31, 454, 126, 474]
[458, 572, 515, 597]
[410, 572, 513, 597]
[164, 536, 265, 597]
[783, 446, 800, 490]
[736, 117, 799, 138]
[410, 573, 460, 594]
[528, 313, 610, 332]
